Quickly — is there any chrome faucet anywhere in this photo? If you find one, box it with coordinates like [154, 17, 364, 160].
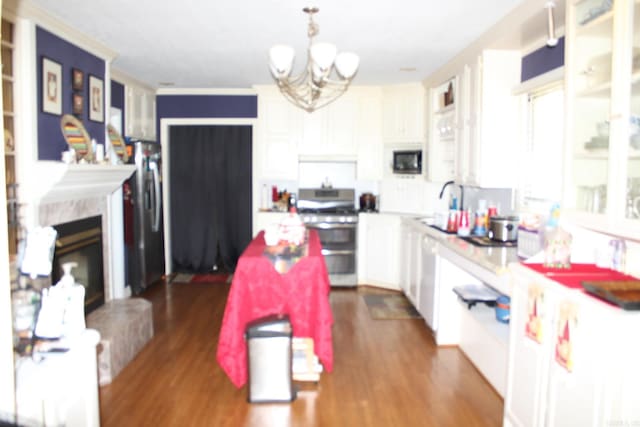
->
[438, 180, 464, 211]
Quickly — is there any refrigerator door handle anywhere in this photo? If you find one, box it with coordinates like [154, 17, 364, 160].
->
[149, 161, 161, 232]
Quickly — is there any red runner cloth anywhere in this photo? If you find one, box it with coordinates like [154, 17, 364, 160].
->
[216, 230, 333, 388]
[522, 263, 636, 289]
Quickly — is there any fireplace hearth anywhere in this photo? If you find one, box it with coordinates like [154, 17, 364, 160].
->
[51, 215, 104, 314]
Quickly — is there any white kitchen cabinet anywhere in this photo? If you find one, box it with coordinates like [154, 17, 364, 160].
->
[400, 220, 425, 307]
[504, 264, 640, 427]
[356, 88, 383, 181]
[116, 76, 157, 141]
[299, 93, 358, 157]
[357, 213, 401, 290]
[382, 83, 426, 143]
[460, 50, 521, 188]
[254, 86, 301, 180]
[418, 234, 439, 329]
[428, 78, 458, 183]
[428, 50, 520, 187]
[564, 0, 640, 239]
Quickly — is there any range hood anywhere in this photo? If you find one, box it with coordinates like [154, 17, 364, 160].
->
[31, 161, 136, 203]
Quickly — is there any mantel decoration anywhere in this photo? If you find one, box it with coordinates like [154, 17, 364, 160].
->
[60, 114, 93, 162]
[269, 6, 359, 113]
[107, 124, 129, 163]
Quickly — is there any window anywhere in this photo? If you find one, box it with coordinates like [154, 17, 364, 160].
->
[519, 85, 564, 212]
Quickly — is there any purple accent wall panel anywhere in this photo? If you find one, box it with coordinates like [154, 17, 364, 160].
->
[156, 94, 257, 139]
[521, 36, 565, 83]
[111, 80, 124, 110]
[36, 26, 105, 160]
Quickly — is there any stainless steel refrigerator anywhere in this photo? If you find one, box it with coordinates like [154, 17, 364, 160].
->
[124, 141, 165, 294]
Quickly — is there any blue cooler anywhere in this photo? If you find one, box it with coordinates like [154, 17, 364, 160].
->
[495, 295, 510, 323]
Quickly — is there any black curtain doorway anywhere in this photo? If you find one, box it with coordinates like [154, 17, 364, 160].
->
[169, 125, 252, 273]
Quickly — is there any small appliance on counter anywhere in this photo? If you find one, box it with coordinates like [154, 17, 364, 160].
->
[359, 193, 377, 212]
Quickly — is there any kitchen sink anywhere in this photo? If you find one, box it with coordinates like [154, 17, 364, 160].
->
[428, 224, 457, 234]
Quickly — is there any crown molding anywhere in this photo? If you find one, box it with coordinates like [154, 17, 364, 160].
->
[6, 0, 118, 62]
[156, 88, 257, 96]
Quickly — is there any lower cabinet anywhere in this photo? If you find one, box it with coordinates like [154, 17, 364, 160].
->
[400, 221, 424, 306]
[357, 213, 401, 289]
[504, 264, 640, 427]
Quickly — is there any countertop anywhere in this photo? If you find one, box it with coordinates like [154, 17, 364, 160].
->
[402, 216, 521, 294]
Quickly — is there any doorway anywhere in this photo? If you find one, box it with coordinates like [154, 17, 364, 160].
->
[168, 125, 252, 273]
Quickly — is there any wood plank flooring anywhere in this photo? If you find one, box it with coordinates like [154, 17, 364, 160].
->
[98, 281, 503, 427]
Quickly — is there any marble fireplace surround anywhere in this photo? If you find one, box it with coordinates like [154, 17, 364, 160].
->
[31, 162, 136, 302]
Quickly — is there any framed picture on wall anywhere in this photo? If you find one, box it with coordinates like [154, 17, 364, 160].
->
[89, 75, 104, 122]
[72, 93, 83, 117]
[42, 57, 62, 115]
[72, 68, 84, 91]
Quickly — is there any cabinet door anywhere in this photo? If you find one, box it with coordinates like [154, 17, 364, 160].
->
[504, 278, 556, 427]
[356, 92, 383, 180]
[418, 236, 439, 329]
[565, 0, 640, 235]
[365, 214, 401, 289]
[382, 84, 426, 143]
[326, 95, 357, 155]
[257, 94, 300, 180]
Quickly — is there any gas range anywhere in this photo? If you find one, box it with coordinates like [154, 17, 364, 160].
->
[297, 188, 357, 287]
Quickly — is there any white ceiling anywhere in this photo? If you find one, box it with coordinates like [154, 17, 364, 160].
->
[28, 0, 552, 90]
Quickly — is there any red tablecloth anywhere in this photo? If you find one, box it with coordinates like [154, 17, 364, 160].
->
[216, 230, 333, 388]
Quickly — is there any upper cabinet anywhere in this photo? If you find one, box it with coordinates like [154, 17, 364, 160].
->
[564, 0, 640, 237]
[254, 86, 302, 180]
[428, 78, 458, 182]
[113, 73, 157, 141]
[299, 93, 358, 157]
[428, 50, 521, 187]
[382, 83, 426, 143]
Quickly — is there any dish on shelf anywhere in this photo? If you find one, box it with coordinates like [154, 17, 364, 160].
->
[4, 129, 14, 152]
[60, 114, 93, 162]
[107, 124, 128, 163]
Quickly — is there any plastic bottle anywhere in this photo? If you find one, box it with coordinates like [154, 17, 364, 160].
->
[543, 204, 572, 269]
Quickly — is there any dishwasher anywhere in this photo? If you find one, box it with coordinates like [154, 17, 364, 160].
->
[419, 236, 440, 331]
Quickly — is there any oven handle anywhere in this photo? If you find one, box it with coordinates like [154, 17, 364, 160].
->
[306, 223, 357, 230]
[321, 249, 356, 256]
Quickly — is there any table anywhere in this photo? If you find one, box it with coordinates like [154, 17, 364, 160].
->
[216, 230, 333, 388]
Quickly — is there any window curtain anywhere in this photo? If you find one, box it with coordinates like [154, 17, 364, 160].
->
[169, 125, 252, 273]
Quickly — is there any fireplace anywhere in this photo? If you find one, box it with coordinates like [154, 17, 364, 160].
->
[51, 215, 105, 314]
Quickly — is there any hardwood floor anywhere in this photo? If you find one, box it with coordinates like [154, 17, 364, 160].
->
[99, 281, 503, 427]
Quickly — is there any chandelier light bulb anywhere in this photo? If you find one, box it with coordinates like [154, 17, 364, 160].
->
[310, 42, 337, 71]
[335, 52, 360, 79]
[269, 45, 295, 77]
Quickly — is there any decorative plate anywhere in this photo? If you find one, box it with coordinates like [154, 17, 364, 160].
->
[60, 114, 92, 162]
[107, 124, 128, 162]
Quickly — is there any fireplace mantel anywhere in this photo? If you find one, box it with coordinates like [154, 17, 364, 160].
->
[32, 161, 136, 203]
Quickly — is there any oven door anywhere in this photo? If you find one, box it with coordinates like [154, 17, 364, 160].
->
[307, 223, 357, 286]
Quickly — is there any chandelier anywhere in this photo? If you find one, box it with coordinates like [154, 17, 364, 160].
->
[269, 7, 360, 113]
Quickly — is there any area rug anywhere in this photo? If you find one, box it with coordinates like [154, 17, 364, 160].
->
[170, 273, 232, 284]
[361, 293, 422, 320]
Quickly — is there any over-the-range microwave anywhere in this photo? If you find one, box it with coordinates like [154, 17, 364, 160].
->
[392, 150, 422, 174]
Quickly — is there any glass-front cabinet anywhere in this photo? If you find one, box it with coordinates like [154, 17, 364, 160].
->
[565, 0, 640, 238]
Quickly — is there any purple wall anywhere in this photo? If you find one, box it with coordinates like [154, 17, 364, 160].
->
[156, 94, 257, 140]
[36, 27, 105, 160]
[521, 37, 565, 83]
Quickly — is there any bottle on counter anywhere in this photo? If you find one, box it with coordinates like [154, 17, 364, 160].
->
[457, 209, 471, 237]
[543, 203, 572, 269]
